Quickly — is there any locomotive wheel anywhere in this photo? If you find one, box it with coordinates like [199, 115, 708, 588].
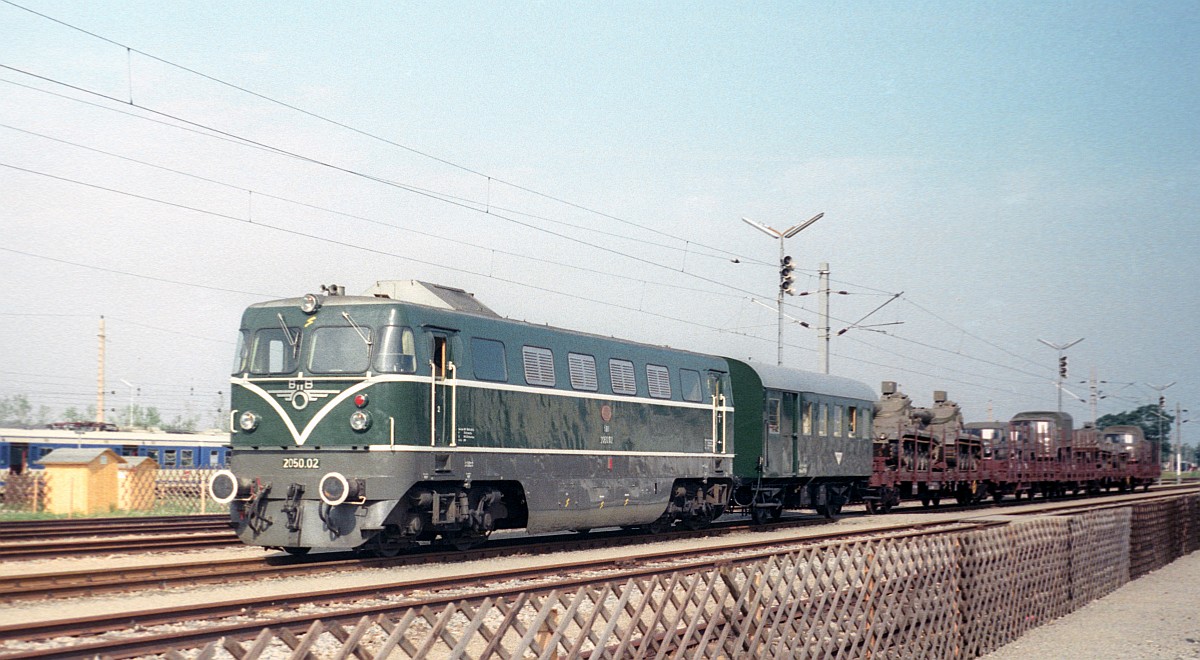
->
[445, 530, 490, 551]
[645, 515, 673, 535]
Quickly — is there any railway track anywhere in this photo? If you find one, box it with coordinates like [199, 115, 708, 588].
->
[0, 515, 237, 560]
[0, 516, 988, 659]
[0, 487, 1194, 658]
[0, 514, 228, 541]
[2, 482, 1193, 594]
[0, 513, 839, 602]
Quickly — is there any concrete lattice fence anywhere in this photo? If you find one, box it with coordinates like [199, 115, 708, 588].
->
[175, 494, 1200, 660]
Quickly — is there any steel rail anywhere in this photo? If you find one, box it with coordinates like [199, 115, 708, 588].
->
[0, 518, 991, 659]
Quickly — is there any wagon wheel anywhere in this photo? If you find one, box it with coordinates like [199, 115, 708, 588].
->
[815, 499, 843, 521]
[750, 505, 773, 526]
[864, 500, 879, 515]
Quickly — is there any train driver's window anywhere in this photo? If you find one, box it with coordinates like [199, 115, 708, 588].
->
[374, 326, 417, 373]
[250, 327, 298, 375]
[308, 326, 373, 374]
[231, 330, 248, 374]
[679, 369, 703, 402]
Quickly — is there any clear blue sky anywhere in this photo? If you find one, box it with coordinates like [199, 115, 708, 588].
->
[1, 1, 1197, 435]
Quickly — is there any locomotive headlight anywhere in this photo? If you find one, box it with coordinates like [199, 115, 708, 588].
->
[319, 471, 365, 506]
[349, 409, 372, 432]
[300, 293, 321, 314]
[238, 411, 260, 432]
[209, 470, 249, 504]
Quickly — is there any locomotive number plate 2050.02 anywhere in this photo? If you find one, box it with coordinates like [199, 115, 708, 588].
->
[282, 457, 320, 469]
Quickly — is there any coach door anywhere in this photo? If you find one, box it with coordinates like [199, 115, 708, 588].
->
[763, 391, 796, 476]
[429, 332, 458, 446]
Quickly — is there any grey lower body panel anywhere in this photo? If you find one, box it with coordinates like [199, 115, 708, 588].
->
[226, 446, 730, 549]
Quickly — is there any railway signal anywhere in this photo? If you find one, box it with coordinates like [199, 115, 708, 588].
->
[780, 256, 795, 295]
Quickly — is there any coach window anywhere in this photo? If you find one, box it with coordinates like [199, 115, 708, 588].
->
[680, 369, 703, 402]
[847, 406, 858, 438]
[164, 450, 177, 468]
[471, 338, 508, 382]
[522, 346, 556, 387]
[181, 450, 194, 467]
[610, 359, 637, 396]
[834, 405, 844, 437]
[647, 365, 672, 399]
[767, 398, 781, 434]
[250, 327, 299, 374]
[209, 450, 221, 466]
[375, 326, 417, 373]
[308, 326, 372, 374]
[568, 353, 599, 391]
[146, 449, 160, 463]
[818, 403, 829, 437]
[802, 402, 814, 435]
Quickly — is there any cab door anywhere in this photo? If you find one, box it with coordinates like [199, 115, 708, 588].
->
[429, 332, 457, 446]
[708, 371, 727, 454]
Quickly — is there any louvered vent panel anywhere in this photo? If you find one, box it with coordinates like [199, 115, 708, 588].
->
[568, 353, 598, 391]
[610, 359, 637, 395]
[521, 346, 556, 387]
[647, 364, 672, 399]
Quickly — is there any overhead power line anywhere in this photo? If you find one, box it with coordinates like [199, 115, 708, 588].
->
[0, 0, 762, 267]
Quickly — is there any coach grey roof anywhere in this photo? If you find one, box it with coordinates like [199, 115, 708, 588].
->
[748, 362, 877, 401]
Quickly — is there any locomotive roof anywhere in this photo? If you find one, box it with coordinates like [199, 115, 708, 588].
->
[245, 282, 723, 363]
[246, 280, 499, 317]
[743, 362, 877, 402]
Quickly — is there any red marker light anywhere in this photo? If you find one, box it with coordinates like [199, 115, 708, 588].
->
[354, 393, 368, 408]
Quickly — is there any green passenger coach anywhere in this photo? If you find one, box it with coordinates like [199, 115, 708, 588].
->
[726, 360, 876, 522]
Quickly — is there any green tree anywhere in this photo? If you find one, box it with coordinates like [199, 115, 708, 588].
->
[61, 406, 84, 422]
[162, 414, 198, 433]
[1097, 404, 1174, 461]
[0, 394, 33, 427]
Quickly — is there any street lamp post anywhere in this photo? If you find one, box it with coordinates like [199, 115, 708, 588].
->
[1037, 338, 1084, 415]
[742, 212, 824, 366]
